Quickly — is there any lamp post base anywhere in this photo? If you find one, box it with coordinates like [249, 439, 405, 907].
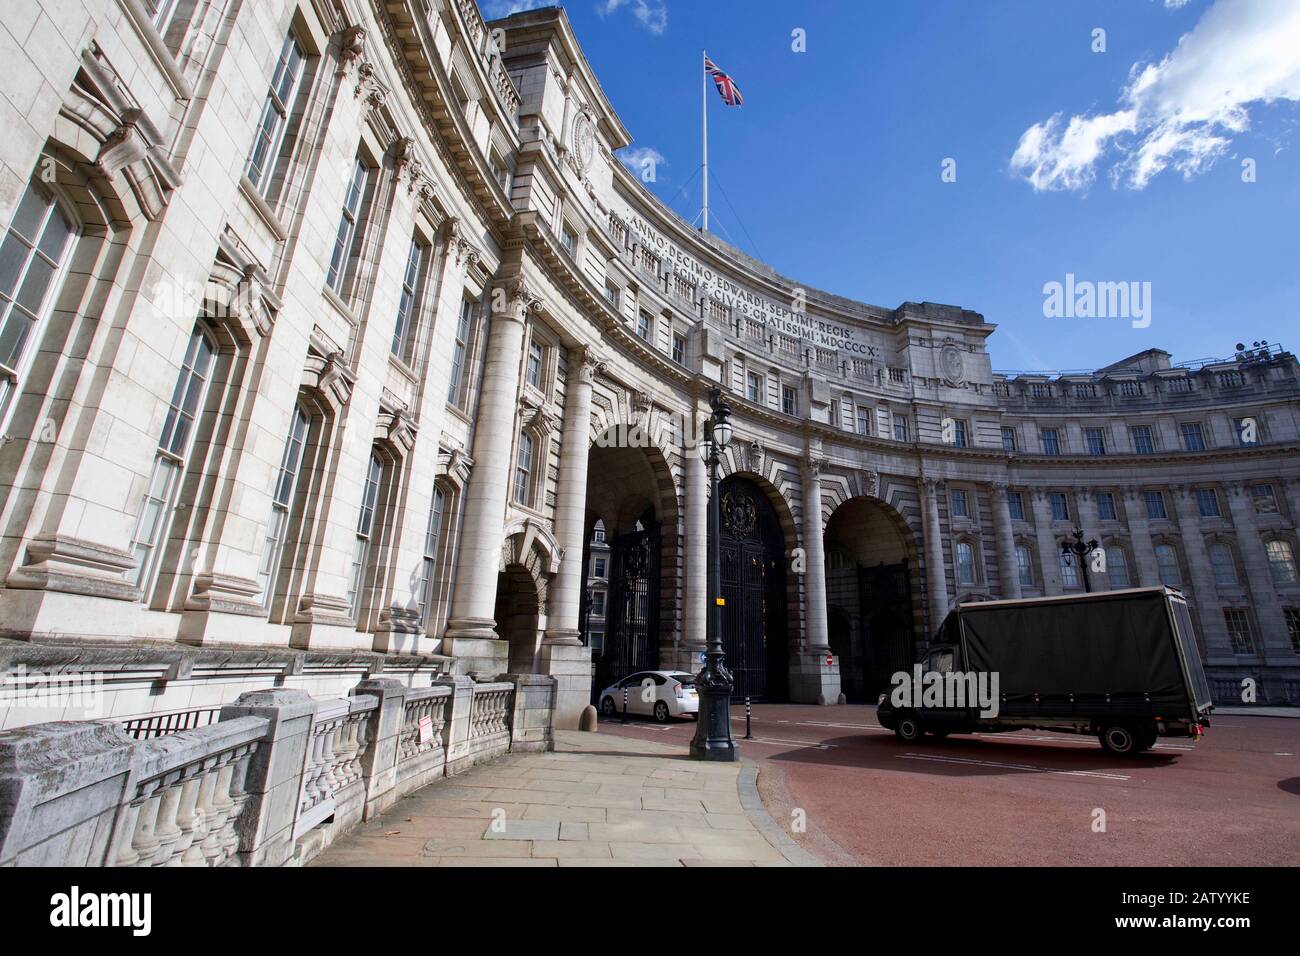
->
[690, 688, 739, 762]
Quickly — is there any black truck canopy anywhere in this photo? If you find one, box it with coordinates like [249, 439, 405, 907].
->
[941, 587, 1200, 712]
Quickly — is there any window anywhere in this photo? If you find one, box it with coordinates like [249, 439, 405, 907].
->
[893, 416, 909, 442]
[560, 222, 577, 256]
[950, 489, 969, 519]
[390, 237, 427, 362]
[637, 310, 651, 340]
[1007, 491, 1025, 521]
[746, 371, 762, 403]
[526, 340, 544, 389]
[1096, 492, 1117, 521]
[1285, 608, 1300, 655]
[1060, 551, 1080, 588]
[590, 591, 606, 616]
[782, 385, 797, 416]
[1107, 547, 1130, 588]
[246, 32, 308, 197]
[1250, 483, 1278, 515]
[447, 298, 473, 405]
[1210, 543, 1237, 587]
[129, 327, 217, 591]
[1266, 540, 1298, 586]
[955, 541, 976, 586]
[1040, 428, 1060, 456]
[147, 0, 184, 39]
[1131, 425, 1155, 455]
[1084, 427, 1107, 456]
[949, 419, 968, 448]
[513, 431, 535, 506]
[257, 403, 310, 604]
[856, 406, 873, 436]
[1155, 544, 1181, 586]
[326, 155, 372, 295]
[1001, 427, 1017, 453]
[1050, 492, 1069, 522]
[1224, 608, 1255, 654]
[1144, 490, 1167, 520]
[418, 486, 446, 627]
[592, 556, 607, 579]
[603, 282, 620, 309]
[1180, 422, 1206, 451]
[347, 453, 384, 618]
[0, 178, 76, 428]
[672, 332, 686, 366]
[1196, 488, 1221, 518]
[1016, 545, 1034, 587]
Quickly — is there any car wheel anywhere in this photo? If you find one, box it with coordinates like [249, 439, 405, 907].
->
[894, 712, 923, 742]
[654, 701, 670, 723]
[1098, 722, 1139, 756]
[600, 696, 616, 717]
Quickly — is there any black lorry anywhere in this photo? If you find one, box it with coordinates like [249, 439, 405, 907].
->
[876, 587, 1214, 755]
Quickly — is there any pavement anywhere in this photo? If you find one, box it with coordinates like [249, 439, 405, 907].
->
[311, 729, 818, 867]
[599, 702, 1300, 867]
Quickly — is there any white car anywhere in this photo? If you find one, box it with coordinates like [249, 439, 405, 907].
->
[598, 671, 699, 722]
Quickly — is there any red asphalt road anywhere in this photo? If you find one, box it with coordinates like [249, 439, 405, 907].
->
[597, 704, 1300, 866]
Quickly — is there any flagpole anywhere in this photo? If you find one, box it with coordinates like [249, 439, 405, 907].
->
[701, 48, 709, 232]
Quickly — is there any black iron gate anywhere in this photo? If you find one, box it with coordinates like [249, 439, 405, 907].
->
[593, 515, 660, 694]
[719, 477, 788, 701]
[859, 561, 914, 698]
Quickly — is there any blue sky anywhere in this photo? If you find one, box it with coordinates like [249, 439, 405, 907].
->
[484, 1, 1300, 372]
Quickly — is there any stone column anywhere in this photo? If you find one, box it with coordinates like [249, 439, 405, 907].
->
[683, 397, 710, 664]
[921, 477, 952, 614]
[443, 281, 535, 677]
[789, 457, 841, 705]
[1121, 487, 1162, 587]
[991, 482, 1021, 599]
[1029, 488, 1062, 594]
[1224, 481, 1290, 661]
[539, 345, 599, 730]
[1170, 485, 1234, 664]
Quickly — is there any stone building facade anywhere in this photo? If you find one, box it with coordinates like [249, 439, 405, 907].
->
[0, 1, 1296, 731]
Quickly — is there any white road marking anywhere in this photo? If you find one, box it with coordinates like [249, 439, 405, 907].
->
[899, 752, 1131, 780]
[741, 736, 838, 750]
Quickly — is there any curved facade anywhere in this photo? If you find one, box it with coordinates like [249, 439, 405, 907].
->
[0, 1, 1296, 729]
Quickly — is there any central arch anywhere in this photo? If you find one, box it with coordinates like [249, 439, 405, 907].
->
[824, 495, 918, 701]
[718, 474, 790, 701]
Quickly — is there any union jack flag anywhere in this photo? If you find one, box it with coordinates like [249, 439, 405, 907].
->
[705, 56, 744, 107]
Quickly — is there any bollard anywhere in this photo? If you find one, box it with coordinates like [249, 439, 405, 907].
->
[745, 695, 753, 739]
[622, 686, 628, 724]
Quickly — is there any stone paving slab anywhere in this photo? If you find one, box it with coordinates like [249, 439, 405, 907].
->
[311, 730, 819, 868]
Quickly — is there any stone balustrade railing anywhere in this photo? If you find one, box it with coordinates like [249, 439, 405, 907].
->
[0, 673, 556, 867]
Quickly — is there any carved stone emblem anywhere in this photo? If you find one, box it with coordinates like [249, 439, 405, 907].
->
[941, 342, 965, 386]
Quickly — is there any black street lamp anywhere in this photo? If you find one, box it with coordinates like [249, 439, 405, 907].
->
[1061, 526, 1100, 593]
[690, 386, 739, 762]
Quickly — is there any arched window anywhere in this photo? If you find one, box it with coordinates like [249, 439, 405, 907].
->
[1106, 547, 1130, 588]
[1209, 542, 1237, 587]
[955, 540, 976, 586]
[257, 402, 311, 605]
[418, 484, 447, 628]
[128, 325, 218, 591]
[513, 430, 535, 506]
[1015, 544, 1034, 587]
[1154, 544, 1181, 586]
[347, 452, 385, 617]
[1266, 540, 1298, 586]
[0, 178, 77, 430]
[1060, 550, 1080, 588]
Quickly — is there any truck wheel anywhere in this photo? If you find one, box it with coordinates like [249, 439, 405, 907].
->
[1098, 723, 1140, 756]
[894, 713, 924, 743]
[1136, 722, 1158, 752]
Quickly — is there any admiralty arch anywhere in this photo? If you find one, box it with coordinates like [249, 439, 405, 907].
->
[0, 0, 1296, 732]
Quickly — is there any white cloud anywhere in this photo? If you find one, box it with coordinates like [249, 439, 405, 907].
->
[596, 0, 668, 36]
[617, 145, 666, 175]
[1164, 0, 1192, 8]
[1011, 0, 1300, 191]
